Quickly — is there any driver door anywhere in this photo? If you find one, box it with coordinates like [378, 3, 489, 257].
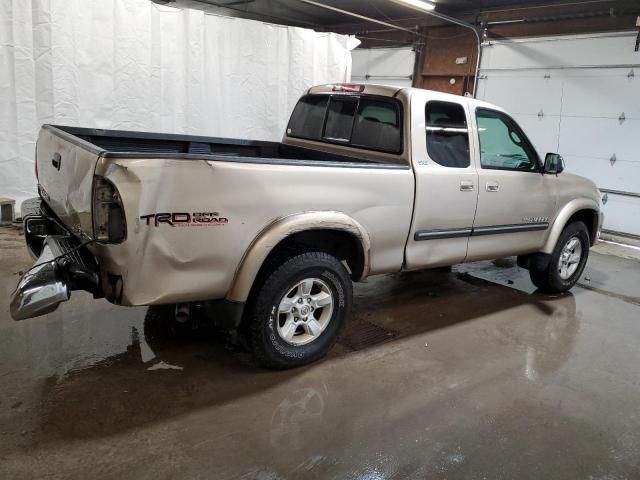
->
[467, 108, 557, 261]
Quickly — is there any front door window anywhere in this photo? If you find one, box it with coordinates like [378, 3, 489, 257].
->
[476, 108, 540, 172]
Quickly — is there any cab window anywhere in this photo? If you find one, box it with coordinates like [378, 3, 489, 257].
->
[425, 101, 470, 168]
[324, 97, 358, 142]
[476, 108, 539, 172]
[286, 95, 328, 141]
[351, 98, 401, 153]
[286, 94, 402, 154]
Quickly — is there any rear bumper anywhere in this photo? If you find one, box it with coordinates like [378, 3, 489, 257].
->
[10, 241, 71, 320]
[10, 198, 100, 321]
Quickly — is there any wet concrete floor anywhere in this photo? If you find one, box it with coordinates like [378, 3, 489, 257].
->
[1, 225, 640, 479]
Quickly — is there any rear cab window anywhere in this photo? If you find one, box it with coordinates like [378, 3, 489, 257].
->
[286, 94, 402, 154]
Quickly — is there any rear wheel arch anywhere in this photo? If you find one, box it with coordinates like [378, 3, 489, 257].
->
[226, 212, 370, 303]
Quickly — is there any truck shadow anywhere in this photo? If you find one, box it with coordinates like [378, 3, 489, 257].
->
[31, 267, 579, 444]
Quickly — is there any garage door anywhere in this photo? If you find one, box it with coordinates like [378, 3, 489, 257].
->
[351, 47, 415, 88]
[477, 32, 640, 237]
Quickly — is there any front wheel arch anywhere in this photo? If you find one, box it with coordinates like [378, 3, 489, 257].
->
[542, 201, 600, 254]
[530, 221, 590, 293]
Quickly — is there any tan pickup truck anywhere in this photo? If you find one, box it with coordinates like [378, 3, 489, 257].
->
[11, 83, 602, 369]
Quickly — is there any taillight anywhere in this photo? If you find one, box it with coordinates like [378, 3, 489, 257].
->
[92, 176, 126, 243]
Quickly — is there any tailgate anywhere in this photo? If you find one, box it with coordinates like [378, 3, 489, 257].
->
[36, 125, 103, 239]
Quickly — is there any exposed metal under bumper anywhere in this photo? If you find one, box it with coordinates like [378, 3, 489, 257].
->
[10, 243, 70, 320]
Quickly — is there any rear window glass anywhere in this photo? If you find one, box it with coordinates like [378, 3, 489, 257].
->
[324, 97, 358, 142]
[352, 99, 401, 153]
[286, 95, 328, 141]
[286, 94, 402, 154]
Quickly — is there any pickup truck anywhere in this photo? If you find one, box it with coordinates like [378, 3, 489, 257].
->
[10, 83, 602, 369]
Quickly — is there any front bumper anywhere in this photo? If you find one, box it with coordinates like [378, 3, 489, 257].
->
[10, 198, 100, 321]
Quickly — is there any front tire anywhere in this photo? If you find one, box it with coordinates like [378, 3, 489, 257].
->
[529, 221, 590, 293]
[246, 251, 352, 370]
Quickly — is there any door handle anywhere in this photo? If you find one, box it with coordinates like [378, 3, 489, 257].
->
[486, 181, 499, 192]
[460, 181, 474, 191]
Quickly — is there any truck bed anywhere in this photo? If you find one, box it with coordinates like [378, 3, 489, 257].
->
[52, 125, 402, 168]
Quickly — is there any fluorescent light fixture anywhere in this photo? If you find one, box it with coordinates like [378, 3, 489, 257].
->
[389, 0, 436, 12]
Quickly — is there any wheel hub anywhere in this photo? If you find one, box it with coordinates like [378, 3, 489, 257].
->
[276, 278, 334, 346]
[558, 236, 582, 280]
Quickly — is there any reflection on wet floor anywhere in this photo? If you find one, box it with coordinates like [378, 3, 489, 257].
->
[1, 226, 640, 479]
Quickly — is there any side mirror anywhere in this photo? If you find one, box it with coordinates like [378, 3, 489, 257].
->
[544, 153, 564, 174]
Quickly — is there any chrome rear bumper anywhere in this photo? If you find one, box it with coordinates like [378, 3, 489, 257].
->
[10, 198, 100, 321]
[10, 241, 70, 320]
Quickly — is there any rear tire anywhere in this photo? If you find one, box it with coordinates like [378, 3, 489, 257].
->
[529, 221, 590, 293]
[246, 251, 352, 370]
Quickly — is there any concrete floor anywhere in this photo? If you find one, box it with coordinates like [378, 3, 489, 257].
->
[1, 225, 640, 480]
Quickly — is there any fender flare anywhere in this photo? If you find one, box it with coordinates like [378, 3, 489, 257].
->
[226, 211, 371, 303]
[542, 198, 600, 254]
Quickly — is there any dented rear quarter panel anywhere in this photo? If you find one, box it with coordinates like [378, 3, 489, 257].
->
[93, 156, 414, 305]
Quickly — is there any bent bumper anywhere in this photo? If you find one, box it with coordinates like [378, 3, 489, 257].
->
[10, 198, 100, 321]
[10, 242, 70, 320]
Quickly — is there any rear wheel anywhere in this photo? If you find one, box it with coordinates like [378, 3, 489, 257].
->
[529, 221, 590, 293]
[246, 251, 352, 370]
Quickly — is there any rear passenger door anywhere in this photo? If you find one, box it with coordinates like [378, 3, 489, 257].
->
[405, 96, 479, 269]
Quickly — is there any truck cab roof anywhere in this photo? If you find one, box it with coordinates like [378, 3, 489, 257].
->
[306, 83, 506, 114]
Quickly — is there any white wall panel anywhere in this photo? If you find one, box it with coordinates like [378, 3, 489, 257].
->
[560, 69, 640, 119]
[559, 118, 639, 165]
[351, 47, 415, 87]
[480, 74, 564, 116]
[480, 32, 640, 70]
[600, 195, 640, 237]
[478, 32, 640, 236]
[0, 0, 357, 212]
[562, 155, 640, 193]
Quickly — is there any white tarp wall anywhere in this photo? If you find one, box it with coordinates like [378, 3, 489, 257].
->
[0, 0, 358, 213]
[477, 32, 640, 236]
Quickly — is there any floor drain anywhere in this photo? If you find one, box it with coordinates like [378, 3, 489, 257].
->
[339, 319, 397, 351]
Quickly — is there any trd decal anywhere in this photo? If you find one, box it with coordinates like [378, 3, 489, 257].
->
[140, 212, 229, 227]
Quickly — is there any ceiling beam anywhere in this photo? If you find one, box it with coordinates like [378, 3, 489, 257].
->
[294, 0, 418, 35]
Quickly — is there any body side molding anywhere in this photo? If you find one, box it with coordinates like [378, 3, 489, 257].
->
[414, 222, 549, 241]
